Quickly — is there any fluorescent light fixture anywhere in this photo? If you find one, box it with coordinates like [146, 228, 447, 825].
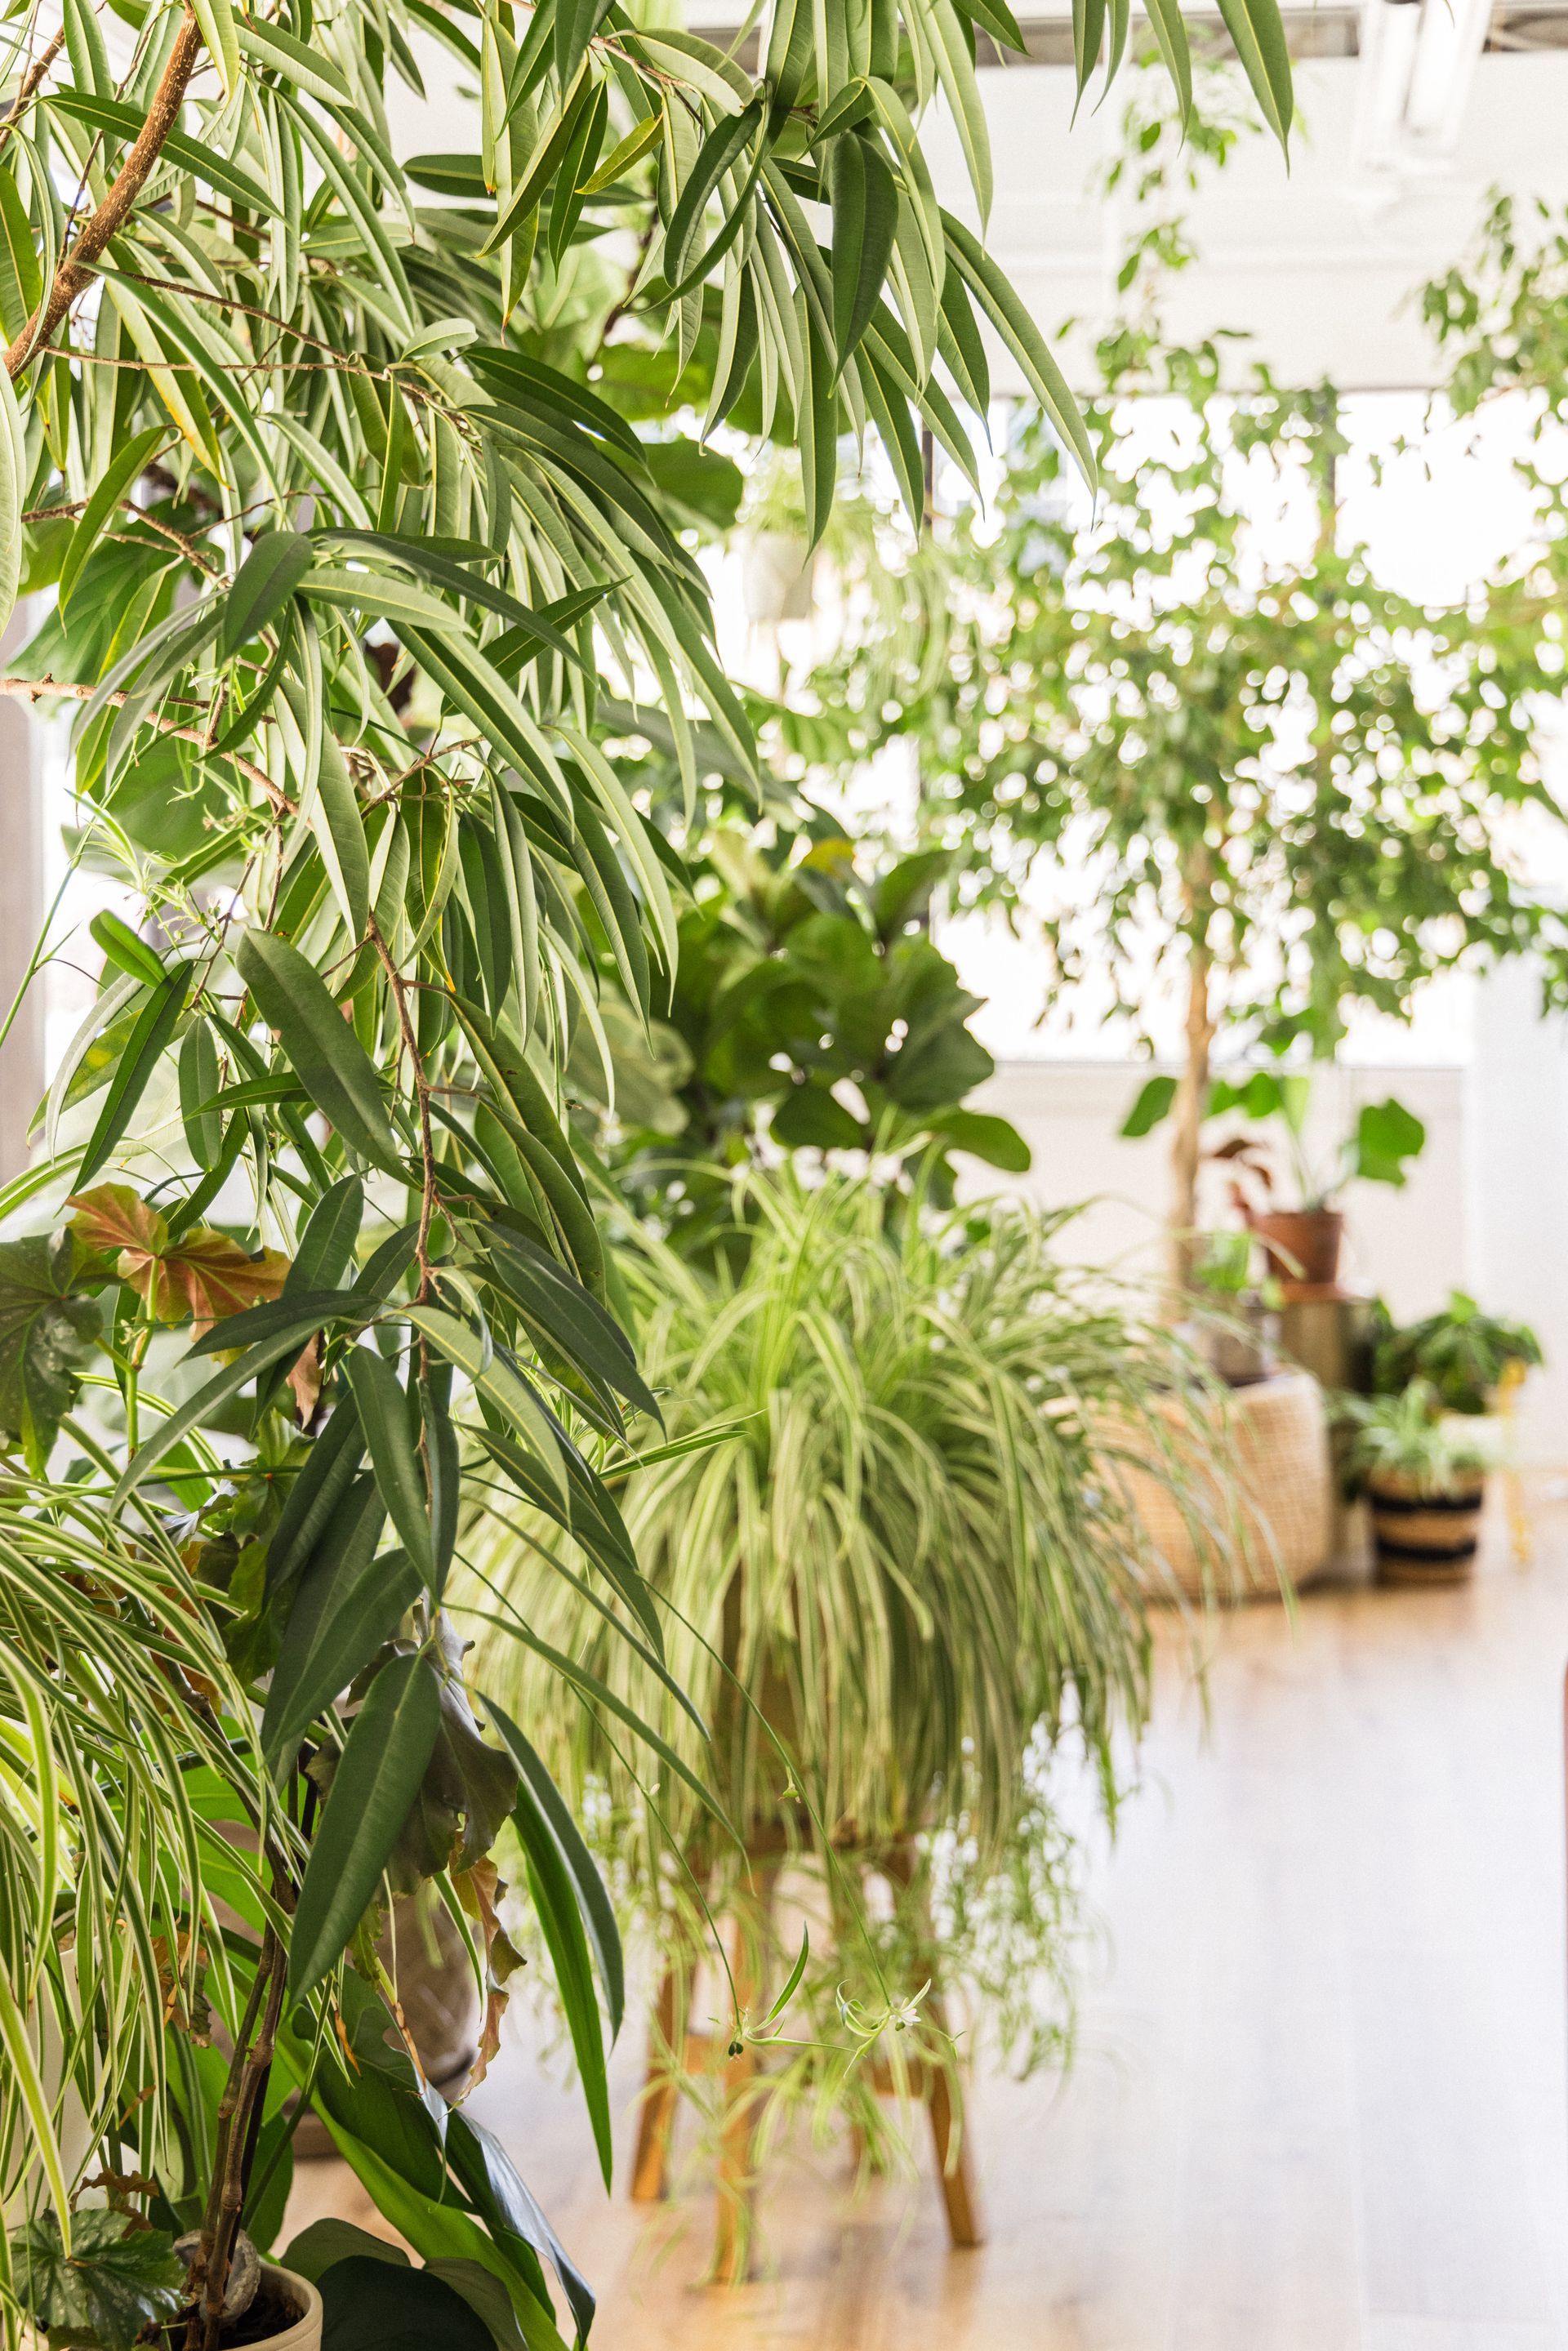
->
[1356, 0, 1492, 172]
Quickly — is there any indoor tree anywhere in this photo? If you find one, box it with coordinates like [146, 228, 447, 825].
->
[798, 88, 1568, 1285]
[0, 1, 1295, 2343]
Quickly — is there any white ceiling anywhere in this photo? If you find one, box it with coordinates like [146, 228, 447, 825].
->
[924, 49, 1568, 391]
[390, 15, 1568, 393]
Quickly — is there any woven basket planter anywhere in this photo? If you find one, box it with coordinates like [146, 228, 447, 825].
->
[1103, 1368, 1334, 1604]
[1366, 1468, 1486, 1585]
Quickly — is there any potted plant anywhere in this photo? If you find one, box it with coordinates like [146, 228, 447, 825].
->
[1176, 1071, 1427, 1297]
[0, 0, 1215, 2331]
[570, 817, 1032, 1256]
[1371, 1291, 1544, 1415]
[1185, 1227, 1278, 1385]
[7, 2215, 322, 2351]
[795, 85, 1568, 1293]
[462, 1169, 1237, 2279]
[1339, 1382, 1494, 1583]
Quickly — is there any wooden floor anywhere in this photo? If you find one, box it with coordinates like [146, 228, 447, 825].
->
[286, 1492, 1568, 2349]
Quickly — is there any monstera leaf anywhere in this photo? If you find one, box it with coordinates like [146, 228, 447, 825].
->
[7, 2211, 184, 2351]
[0, 1230, 101, 1470]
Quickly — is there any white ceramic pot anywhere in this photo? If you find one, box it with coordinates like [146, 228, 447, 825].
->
[252, 2264, 323, 2351]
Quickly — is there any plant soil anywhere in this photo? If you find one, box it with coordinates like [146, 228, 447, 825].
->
[161, 2278, 301, 2349]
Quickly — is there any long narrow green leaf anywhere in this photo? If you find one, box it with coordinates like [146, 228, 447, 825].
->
[75, 964, 188, 1188]
[288, 1653, 442, 1999]
[224, 529, 313, 657]
[1214, 0, 1293, 147]
[941, 211, 1096, 489]
[345, 1347, 435, 1591]
[508, 1751, 611, 2184]
[59, 425, 166, 611]
[405, 1304, 568, 1508]
[485, 1699, 623, 2039]
[828, 133, 898, 376]
[237, 932, 404, 1178]
[44, 91, 278, 215]
[262, 1543, 422, 1778]
[113, 1325, 327, 1508]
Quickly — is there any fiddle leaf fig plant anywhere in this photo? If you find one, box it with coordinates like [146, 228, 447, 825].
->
[1122, 1069, 1426, 1213]
[577, 805, 1031, 1250]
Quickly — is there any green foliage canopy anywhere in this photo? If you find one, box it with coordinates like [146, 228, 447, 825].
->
[0, 4, 1294, 2339]
[798, 105, 1568, 1068]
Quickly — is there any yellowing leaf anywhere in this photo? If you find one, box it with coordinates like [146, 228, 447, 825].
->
[158, 1231, 291, 1335]
[69, 1184, 290, 1334]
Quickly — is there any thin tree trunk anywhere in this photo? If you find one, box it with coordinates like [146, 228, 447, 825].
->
[1169, 938, 1215, 1296]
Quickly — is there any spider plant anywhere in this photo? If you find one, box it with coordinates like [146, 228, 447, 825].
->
[1337, 1382, 1494, 1496]
[459, 1170, 1236, 2224]
[0, 1477, 275, 2340]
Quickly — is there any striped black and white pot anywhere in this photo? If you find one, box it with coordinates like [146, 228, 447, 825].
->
[1366, 1471, 1486, 1586]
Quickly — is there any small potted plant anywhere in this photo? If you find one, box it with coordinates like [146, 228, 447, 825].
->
[7, 2210, 322, 2350]
[1371, 1291, 1544, 1416]
[1339, 1381, 1494, 1583]
[1200, 1072, 1425, 1297]
[1185, 1228, 1279, 1386]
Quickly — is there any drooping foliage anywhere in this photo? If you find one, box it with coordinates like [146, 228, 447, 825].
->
[0, 0, 1295, 2339]
[462, 1169, 1236, 2233]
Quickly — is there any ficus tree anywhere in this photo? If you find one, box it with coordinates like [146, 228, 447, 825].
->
[799, 91, 1568, 1286]
[0, 2, 1295, 2343]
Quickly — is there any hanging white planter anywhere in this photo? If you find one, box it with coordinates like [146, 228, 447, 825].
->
[740, 530, 816, 624]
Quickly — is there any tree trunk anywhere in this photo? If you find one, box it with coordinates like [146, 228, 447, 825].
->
[1169, 939, 1215, 1295]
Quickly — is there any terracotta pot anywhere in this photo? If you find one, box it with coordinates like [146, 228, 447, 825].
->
[1366, 1468, 1486, 1585]
[1250, 1208, 1343, 1295]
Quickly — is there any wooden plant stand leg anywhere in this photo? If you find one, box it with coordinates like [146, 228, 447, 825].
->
[923, 1988, 984, 2249]
[710, 1856, 779, 2286]
[884, 1841, 985, 2251]
[630, 1966, 683, 2203]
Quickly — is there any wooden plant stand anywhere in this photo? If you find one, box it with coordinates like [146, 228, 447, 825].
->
[630, 1845, 983, 2281]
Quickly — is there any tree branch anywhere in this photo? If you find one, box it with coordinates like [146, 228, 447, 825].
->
[0, 673, 291, 812]
[6, 11, 206, 379]
[368, 913, 439, 1302]
[0, 26, 66, 163]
